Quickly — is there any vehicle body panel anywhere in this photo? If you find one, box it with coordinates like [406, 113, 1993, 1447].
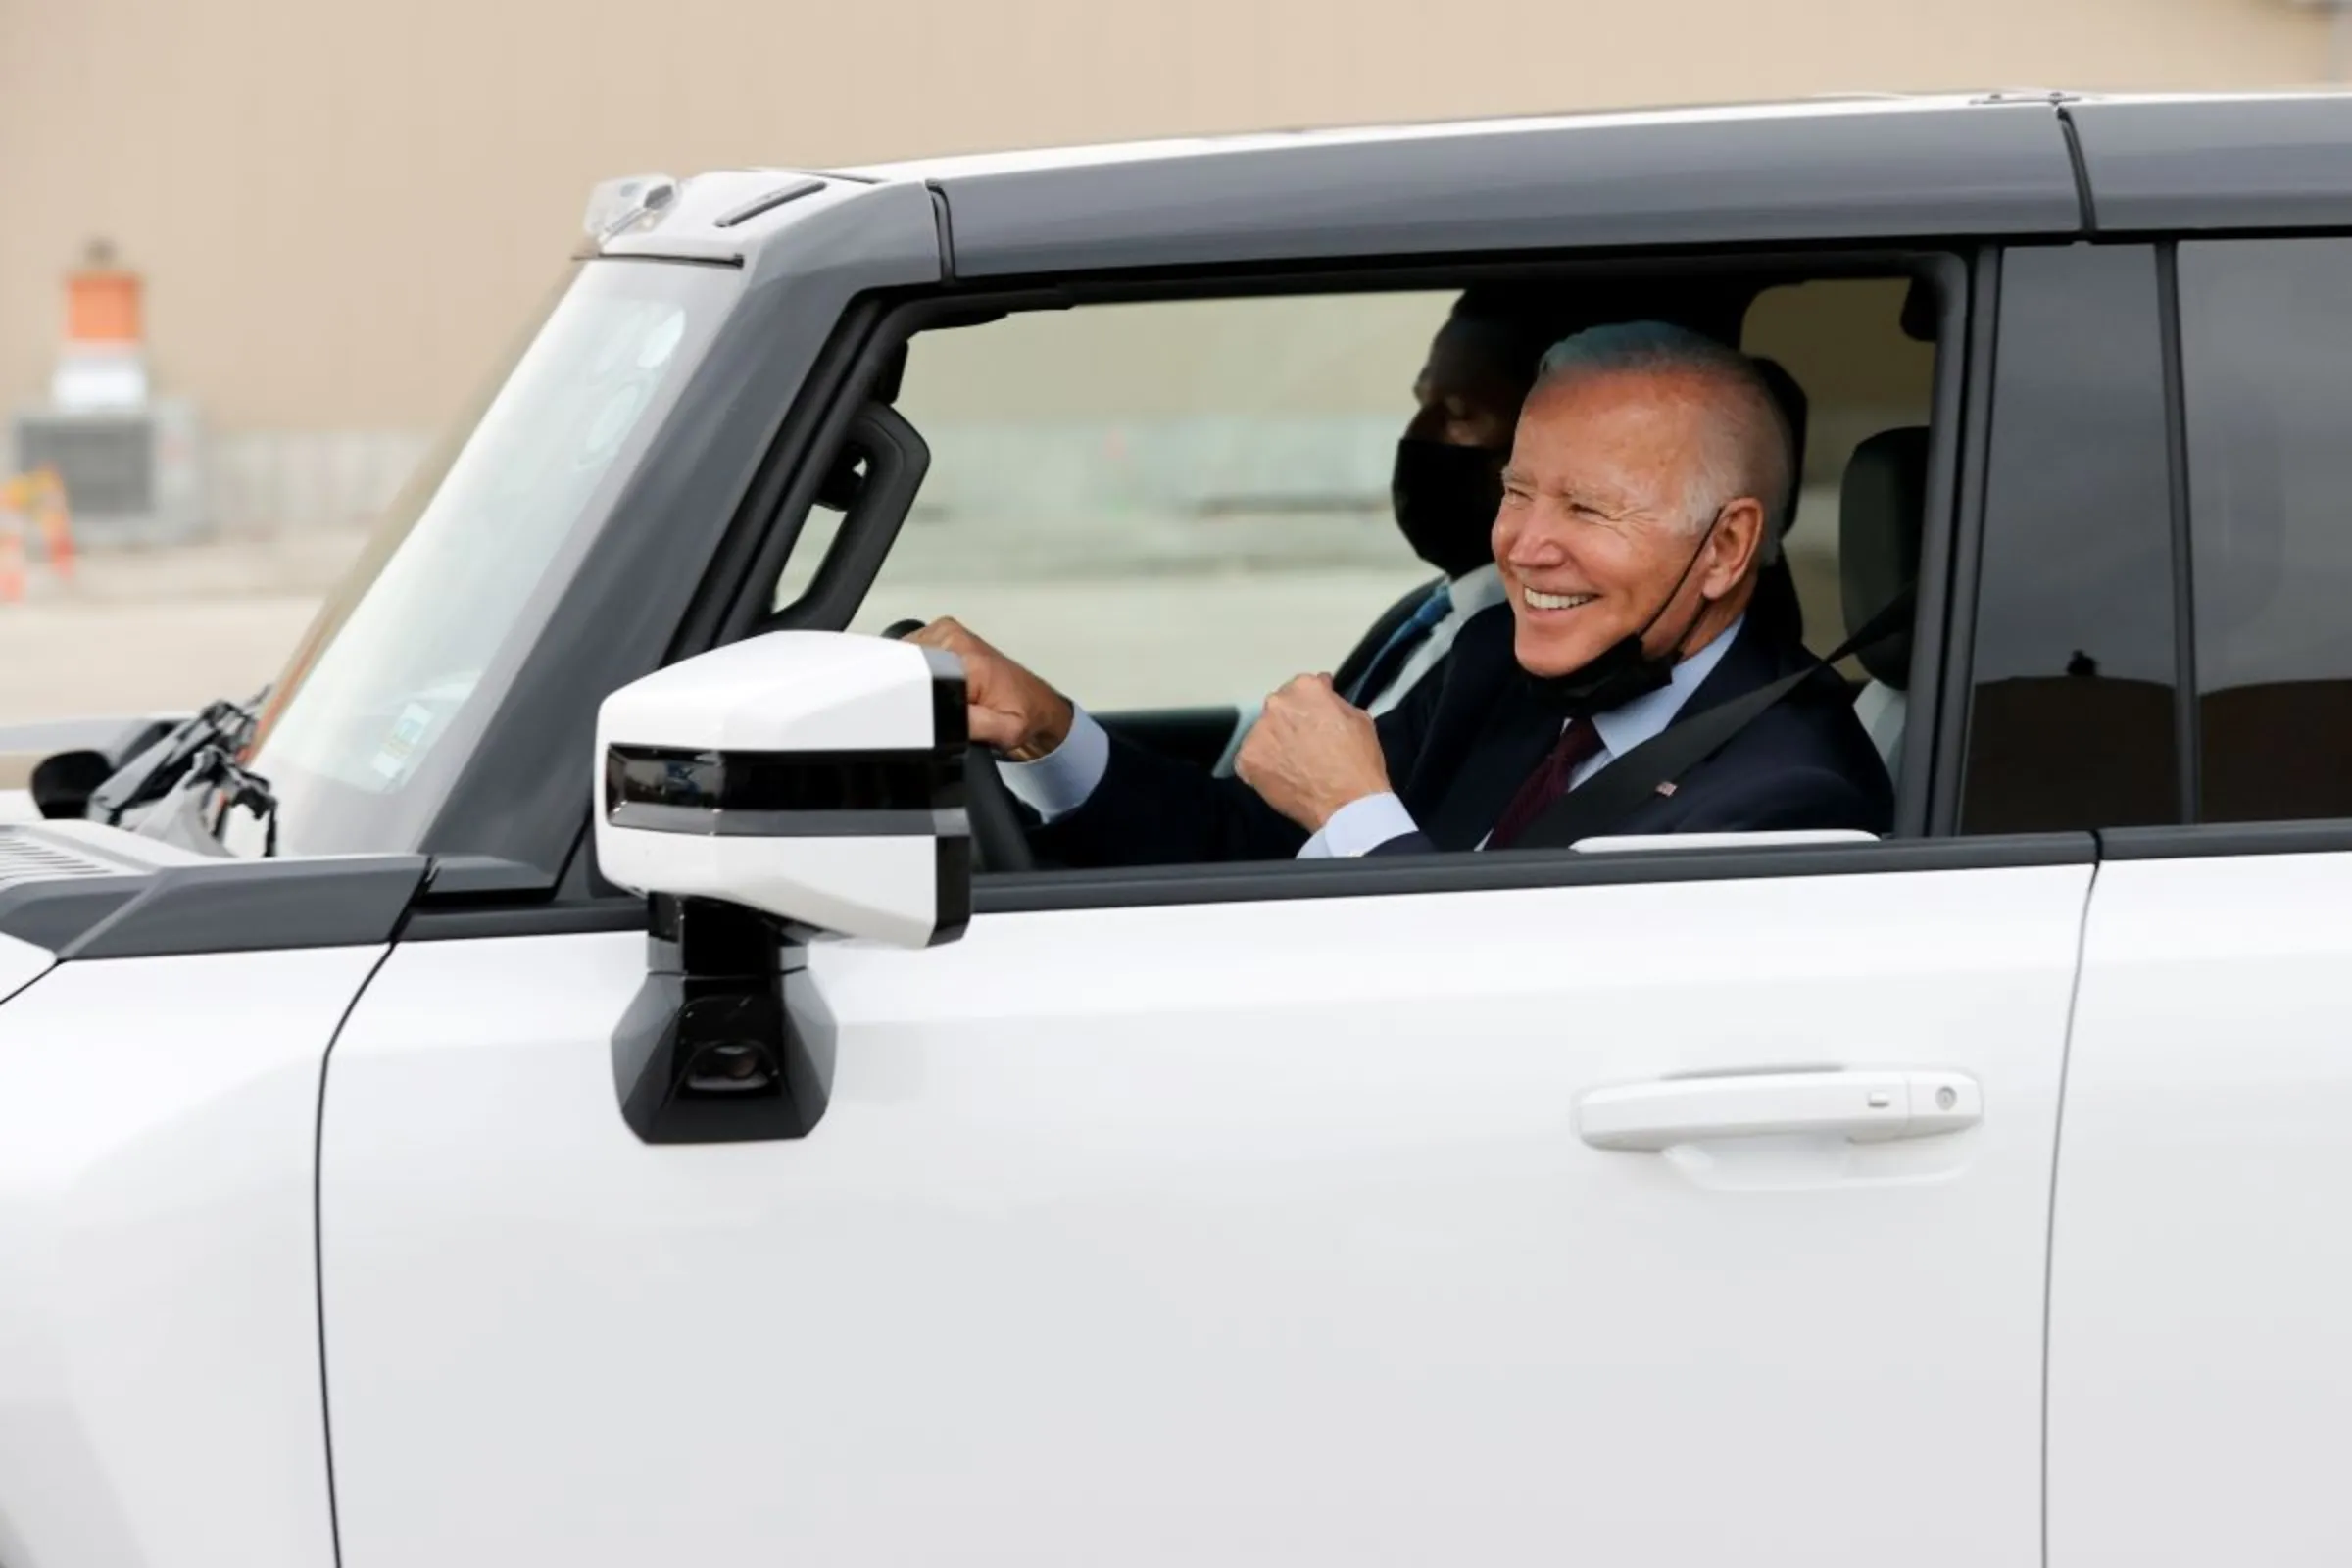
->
[0, 947, 383, 1568]
[2069, 95, 2352, 233]
[322, 860, 2085, 1567]
[2050, 841, 2352, 1566]
[0, 931, 52, 1004]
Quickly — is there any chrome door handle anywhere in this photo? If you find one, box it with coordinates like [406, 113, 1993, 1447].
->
[1575, 1069, 1983, 1152]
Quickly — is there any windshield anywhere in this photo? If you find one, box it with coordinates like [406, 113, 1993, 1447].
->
[230, 259, 738, 858]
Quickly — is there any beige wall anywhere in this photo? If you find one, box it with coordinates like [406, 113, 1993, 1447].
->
[0, 0, 2334, 501]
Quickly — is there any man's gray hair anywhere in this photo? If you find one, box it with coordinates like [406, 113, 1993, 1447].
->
[1534, 320, 1797, 563]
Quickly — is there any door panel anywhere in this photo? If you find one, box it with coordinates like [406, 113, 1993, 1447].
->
[2051, 850, 2352, 1566]
[322, 860, 2086, 1568]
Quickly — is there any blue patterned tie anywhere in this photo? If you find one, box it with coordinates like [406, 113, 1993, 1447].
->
[1348, 584, 1454, 707]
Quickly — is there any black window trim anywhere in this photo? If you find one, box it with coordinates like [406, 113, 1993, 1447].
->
[1946, 239, 2190, 839]
[402, 831, 2098, 941]
[1895, 242, 1985, 837]
[2133, 228, 2352, 855]
[1924, 246, 2001, 836]
[2154, 239, 2202, 825]
[434, 239, 2002, 938]
[2101, 819, 2352, 860]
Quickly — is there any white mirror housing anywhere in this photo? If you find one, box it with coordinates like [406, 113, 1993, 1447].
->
[594, 631, 969, 948]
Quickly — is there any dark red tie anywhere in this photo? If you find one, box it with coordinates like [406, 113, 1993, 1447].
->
[1485, 720, 1604, 850]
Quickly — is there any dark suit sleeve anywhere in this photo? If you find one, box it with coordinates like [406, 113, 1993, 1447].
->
[1032, 676, 1445, 869]
[1027, 733, 1304, 867]
[1365, 832, 1438, 858]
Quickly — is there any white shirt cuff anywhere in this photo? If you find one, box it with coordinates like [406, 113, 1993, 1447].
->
[1298, 792, 1419, 858]
[994, 704, 1108, 824]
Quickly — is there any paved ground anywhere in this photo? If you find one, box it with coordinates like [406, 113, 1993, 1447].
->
[0, 553, 1435, 717]
[0, 596, 322, 724]
[0, 533, 361, 724]
[0, 531, 1436, 784]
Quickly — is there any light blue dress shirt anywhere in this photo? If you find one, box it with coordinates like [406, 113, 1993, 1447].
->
[999, 615, 1746, 859]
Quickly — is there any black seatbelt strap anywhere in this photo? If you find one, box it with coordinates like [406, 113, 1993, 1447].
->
[1510, 589, 1914, 852]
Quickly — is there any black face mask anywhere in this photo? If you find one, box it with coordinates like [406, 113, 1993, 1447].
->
[1524, 507, 1726, 721]
[1391, 438, 1505, 579]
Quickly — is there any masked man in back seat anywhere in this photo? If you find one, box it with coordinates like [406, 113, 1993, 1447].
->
[1336, 288, 1582, 716]
[911, 322, 1891, 864]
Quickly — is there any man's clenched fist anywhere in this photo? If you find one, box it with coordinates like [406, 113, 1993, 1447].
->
[1236, 674, 1393, 832]
[906, 618, 1074, 760]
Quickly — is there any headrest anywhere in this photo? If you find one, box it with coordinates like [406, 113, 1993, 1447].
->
[1901, 278, 1938, 343]
[1839, 427, 1929, 688]
[1749, 356, 1809, 544]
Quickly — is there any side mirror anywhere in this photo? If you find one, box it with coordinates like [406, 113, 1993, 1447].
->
[594, 630, 971, 949]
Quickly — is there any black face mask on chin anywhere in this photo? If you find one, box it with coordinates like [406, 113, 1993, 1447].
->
[1524, 506, 1727, 721]
[1391, 438, 1506, 579]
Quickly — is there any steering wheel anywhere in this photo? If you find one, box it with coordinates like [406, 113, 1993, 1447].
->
[881, 620, 1036, 874]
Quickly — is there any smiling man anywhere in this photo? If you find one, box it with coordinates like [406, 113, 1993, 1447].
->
[912, 321, 1892, 865]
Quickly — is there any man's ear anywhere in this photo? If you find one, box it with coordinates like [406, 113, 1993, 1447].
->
[1701, 498, 1767, 598]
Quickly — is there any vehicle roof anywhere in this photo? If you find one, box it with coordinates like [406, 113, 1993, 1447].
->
[620, 90, 2352, 274]
[843, 87, 2352, 167]
[2062, 91, 2352, 231]
[832, 91, 2017, 183]
[850, 93, 2094, 276]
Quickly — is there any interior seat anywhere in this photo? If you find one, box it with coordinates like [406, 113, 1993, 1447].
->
[1838, 426, 1928, 778]
[1747, 356, 1811, 647]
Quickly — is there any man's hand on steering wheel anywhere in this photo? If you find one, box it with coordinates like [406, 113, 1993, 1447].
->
[886, 617, 1051, 875]
[905, 618, 1075, 762]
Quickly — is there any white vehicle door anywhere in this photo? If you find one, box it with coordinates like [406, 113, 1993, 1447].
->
[2044, 235, 2352, 1567]
[318, 838, 2087, 1568]
[2049, 839, 2352, 1568]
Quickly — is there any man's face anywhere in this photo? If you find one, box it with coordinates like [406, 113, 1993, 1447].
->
[1406, 319, 1531, 450]
[1494, 368, 1762, 677]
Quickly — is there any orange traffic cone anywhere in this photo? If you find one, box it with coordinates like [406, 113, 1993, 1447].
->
[33, 467, 73, 584]
[0, 515, 25, 605]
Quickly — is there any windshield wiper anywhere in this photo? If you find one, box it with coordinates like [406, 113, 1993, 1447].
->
[191, 739, 282, 858]
[87, 688, 281, 856]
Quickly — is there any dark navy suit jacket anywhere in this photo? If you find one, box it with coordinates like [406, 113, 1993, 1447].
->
[1032, 606, 1893, 868]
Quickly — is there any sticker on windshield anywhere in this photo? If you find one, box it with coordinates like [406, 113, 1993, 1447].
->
[369, 701, 439, 785]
